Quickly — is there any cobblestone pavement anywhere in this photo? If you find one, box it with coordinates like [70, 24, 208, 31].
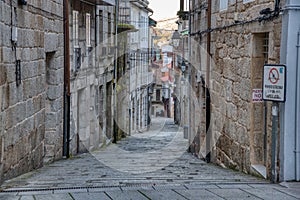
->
[0, 117, 299, 199]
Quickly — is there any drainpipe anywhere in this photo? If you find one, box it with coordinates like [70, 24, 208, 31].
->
[113, 0, 119, 143]
[180, 0, 184, 11]
[295, 30, 300, 181]
[205, 0, 212, 163]
[275, 0, 280, 14]
[188, 0, 192, 152]
[63, 0, 70, 158]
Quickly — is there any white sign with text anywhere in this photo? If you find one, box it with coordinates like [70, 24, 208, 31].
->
[263, 65, 286, 102]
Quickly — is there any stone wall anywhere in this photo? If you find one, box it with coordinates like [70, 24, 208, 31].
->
[190, 0, 282, 178]
[0, 0, 64, 183]
[69, 2, 116, 154]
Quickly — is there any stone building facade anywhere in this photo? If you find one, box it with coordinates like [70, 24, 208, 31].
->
[119, 0, 153, 134]
[189, 0, 283, 179]
[69, 0, 116, 154]
[0, 0, 64, 183]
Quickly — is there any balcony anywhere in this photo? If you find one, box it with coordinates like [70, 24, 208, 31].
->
[130, 72, 153, 92]
[84, 0, 115, 6]
[130, 0, 150, 10]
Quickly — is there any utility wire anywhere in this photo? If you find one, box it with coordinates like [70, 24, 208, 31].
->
[190, 12, 280, 37]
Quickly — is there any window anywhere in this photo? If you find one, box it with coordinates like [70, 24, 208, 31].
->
[156, 89, 160, 101]
[219, 0, 228, 11]
[263, 33, 269, 64]
[108, 13, 112, 44]
[243, 0, 255, 4]
[99, 10, 104, 43]
[86, 13, 91, 47]
[73, 10, 79, 47]
[96, 86, 104, 128]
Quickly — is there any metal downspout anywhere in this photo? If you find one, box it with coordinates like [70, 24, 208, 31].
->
[205, 0, 212, 163]
[188, 0, 192, 153]
[295, 31, 300, 181]
[113, 0, 119, 143]
[63, 0, 71, 158]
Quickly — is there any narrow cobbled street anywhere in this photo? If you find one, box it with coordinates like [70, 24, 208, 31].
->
[0, 118, 299, 200]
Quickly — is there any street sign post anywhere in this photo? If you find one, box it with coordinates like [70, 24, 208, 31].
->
[262, 64, 286, 183]
[263, 65, 286, 102]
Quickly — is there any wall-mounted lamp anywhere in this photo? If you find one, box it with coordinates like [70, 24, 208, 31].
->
[19, 0, 27, 5]
[171, 30, 181, 47]
[181, 60, 186, 74]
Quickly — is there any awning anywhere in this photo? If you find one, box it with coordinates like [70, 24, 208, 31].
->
[149, 18, 157, 27]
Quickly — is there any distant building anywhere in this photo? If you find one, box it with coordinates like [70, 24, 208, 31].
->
[119, 0, 153, 133]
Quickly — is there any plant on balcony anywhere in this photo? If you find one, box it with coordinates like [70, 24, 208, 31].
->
[117, 23, 137, 33]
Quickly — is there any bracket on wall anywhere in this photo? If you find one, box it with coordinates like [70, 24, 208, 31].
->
[15, 60, 21, 86]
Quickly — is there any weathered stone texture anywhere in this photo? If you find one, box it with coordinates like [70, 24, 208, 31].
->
[0, 0, 64, 184]
[191, 0, 282, 177]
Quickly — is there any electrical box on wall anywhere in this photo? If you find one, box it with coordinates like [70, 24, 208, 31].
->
[12, 26, 18, 43]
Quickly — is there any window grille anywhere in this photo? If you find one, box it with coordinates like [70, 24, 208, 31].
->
[263, 32, 269, 64]
[73, 10, 79, 47]
[86, 13, 91, 47]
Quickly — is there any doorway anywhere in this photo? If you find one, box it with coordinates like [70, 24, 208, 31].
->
[250, 32, 269, 178]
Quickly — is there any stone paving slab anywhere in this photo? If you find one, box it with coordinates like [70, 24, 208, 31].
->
[207, 188, 261, 200]
[0, 193, 19, 200]
[174, 189, 224, 200]
[244, 188, 299, 200]
[184, 184, 219, 189]
[152, 184, 187, 191]
[18, 190, 54, 196]
[216, 183, 253, 189]
[53, 188, 88, 194]
[34, 194, 73, 200]
[120, 185, 155, 191]
[19, 196, 35, 200]
[139, 189, 187, 200]
[276, 188, 300, 199]
[71, 192, 111, 200]
[87, 186, 122, 192]
[106, 190, 148, 200]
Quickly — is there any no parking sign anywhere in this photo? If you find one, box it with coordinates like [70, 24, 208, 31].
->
[263, 64, 286, 102]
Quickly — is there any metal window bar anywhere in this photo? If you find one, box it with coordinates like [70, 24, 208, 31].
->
[263, 32, 269, 64]
[263, 32, 269, 165]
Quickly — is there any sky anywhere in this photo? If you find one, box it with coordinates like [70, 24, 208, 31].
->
[148, 0, 180, 21]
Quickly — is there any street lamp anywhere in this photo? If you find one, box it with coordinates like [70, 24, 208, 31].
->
[171, 30, 181, 47]
[181, 60, 186, 74]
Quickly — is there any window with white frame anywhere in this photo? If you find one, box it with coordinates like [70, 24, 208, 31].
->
[86, 13, 91, 47]
[73, 10, 79, 47]
[219, 0, 228, 11]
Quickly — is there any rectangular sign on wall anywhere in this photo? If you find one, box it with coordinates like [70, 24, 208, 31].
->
[263, 64, 286, 102]
[252, 89, 263, 103]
